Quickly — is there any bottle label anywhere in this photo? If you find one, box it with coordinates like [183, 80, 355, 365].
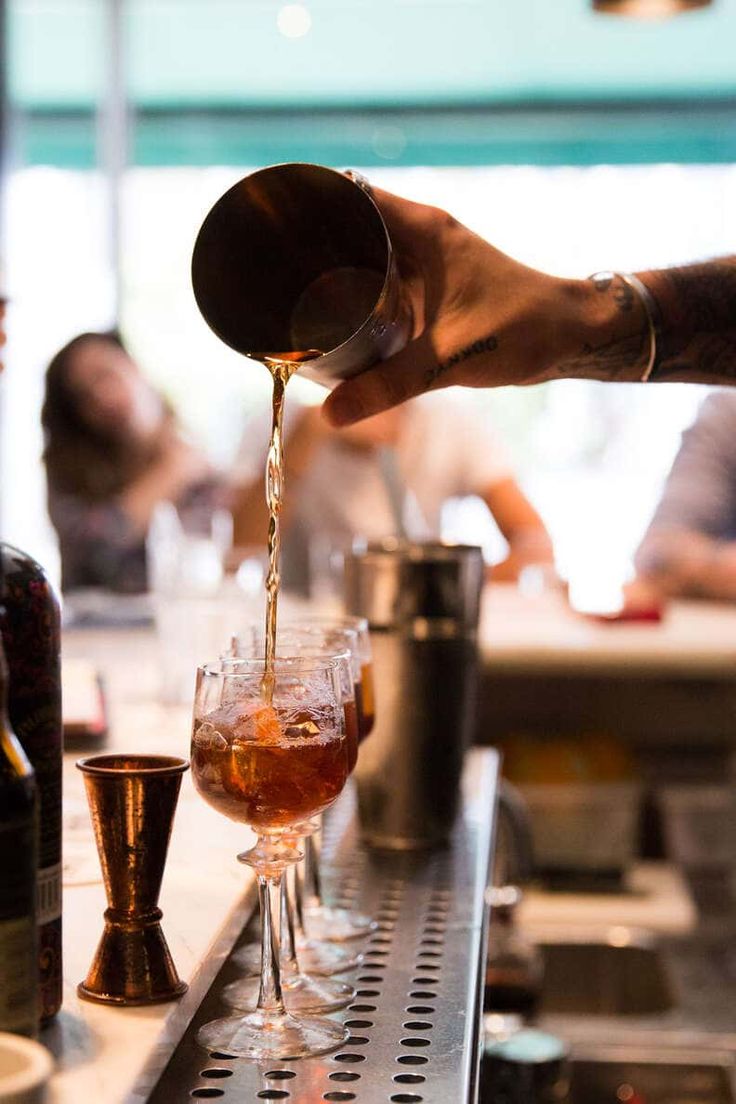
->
[0, 816, 37, 1036]
[0, 916, 37, 1036]
[37, 862, 61, 926]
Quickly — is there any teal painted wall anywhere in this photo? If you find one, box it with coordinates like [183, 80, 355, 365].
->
[11, 0, 736, 108]
[8, 0, 736, 166]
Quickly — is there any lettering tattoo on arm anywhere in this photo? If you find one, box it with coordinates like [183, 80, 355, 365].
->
[424, 335, 498, 388]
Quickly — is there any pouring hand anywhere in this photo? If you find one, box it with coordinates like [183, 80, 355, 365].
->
[322, 187, 646, 427]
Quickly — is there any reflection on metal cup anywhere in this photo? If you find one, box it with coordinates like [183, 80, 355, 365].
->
[191, 162, 412, 388]
[345, 541, 484, 850]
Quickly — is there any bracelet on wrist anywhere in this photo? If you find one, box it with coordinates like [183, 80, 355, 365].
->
[589, 270, 661, 383]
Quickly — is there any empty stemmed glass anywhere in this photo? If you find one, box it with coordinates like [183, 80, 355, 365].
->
[190, 658, 350, 1060]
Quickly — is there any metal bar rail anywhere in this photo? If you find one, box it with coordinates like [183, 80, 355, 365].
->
[148, 748, 499, 1104]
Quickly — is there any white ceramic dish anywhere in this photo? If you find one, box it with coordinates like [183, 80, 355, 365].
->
[0, 1033, 53, 1104]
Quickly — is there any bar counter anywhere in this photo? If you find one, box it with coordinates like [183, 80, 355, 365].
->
[478, 586, 736, 755]
[51, 624, 498, 1103]
[480, 584, 736, 676]
[49, 652, 256, 1103]
[50, 584, 736, 1099]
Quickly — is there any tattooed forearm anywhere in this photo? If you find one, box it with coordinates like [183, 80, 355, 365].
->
[558, 332, 648, 383]
[557, 260, 736, 386]
[651, 331, 736, 384]
[646, 258, 736, 384]
[425, 335, 498, 388]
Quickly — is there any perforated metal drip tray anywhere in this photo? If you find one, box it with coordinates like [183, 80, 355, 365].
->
[147, 749, 498, 1104]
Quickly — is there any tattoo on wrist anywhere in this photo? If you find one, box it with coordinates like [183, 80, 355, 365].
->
[558, 333, 647, 383]
[425, 335, 498, 388]
[590, 271, 636, 316]
[557, 273, 648, 383]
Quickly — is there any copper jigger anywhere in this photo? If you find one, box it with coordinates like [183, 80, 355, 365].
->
[76, 753, 189, 1005]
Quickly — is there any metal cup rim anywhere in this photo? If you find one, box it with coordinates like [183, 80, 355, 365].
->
[191, 161, 396, 363]
[76, 754, 189, 777]
[348, 539, 484, 562]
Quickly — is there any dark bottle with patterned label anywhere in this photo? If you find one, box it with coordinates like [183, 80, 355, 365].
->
[0, 638, 38, 1037]
[0, 544, 62, 1023]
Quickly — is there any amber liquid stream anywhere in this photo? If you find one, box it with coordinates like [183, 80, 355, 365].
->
[261, 351, 321, 698]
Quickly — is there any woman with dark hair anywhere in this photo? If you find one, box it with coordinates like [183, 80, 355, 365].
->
[42, 331, 219, 593]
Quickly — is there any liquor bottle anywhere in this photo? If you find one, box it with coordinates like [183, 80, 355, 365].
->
[0, 544, 62, 1023]
[0, 639, 38, 1037]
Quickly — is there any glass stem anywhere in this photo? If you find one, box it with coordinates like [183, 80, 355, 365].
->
[279, 866, 300, 977]
[256, 871, 285, 1013]
[292, 856, 307, 937]
[304, 830, 322, 909]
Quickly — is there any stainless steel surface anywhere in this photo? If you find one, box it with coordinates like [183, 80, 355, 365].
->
[190, 162, 412, 389]
[500, 925, 736, 1102]
[480, 789, 736, 1100]
[346, 543, 483, 849]
[345, 541, 484, 633]
[568, 1049, 735, 1103]
[538, 939, 673, 1016]
[355, 632, 479, 849]
[531, 927, 736, 1046]
[482, 1046, 736, 1104]
[147, 748, 499, 1104]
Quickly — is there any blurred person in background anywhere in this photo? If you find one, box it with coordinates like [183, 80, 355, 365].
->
[231, 394, 554, 595]
[42, 330, 223, 593]
[629, 392, 736, 605]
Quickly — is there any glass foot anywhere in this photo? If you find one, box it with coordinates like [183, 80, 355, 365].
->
[231, 941, 274, 978]
[223, 972, 355, 1014]
[197, 1008, 347, 1060]
[305, 904, 376, 941]
[232, 938, 361, 977]
[297, 936, 363, 975]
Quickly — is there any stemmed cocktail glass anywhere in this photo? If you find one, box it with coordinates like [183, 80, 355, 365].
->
[238, 620, 376, 941]
[218, 654, 357, 1012]
[190, 659, 350, 1060]
[227, 643, 362, 980]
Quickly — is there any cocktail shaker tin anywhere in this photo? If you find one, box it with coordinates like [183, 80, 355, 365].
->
[191, 162, 412, 388]
[345, 541, 484, 850]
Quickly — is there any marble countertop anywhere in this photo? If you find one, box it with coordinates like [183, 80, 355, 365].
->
[46, 633, 259, 1104]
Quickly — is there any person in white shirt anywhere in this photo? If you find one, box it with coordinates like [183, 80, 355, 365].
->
[231, 392, 553, 594]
